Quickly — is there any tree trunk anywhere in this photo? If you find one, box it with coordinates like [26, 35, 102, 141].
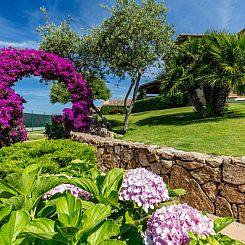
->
[121, 70, 142, 134]
[212, 85, 230, 116]
[203, 84, 214, 117]
[188, 87, 206, 118]
[91, 103, 112, 130]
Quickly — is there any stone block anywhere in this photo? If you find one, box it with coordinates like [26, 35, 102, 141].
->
[176, 160, 205, 170]
[139, 152, 150, 166]
[207, 156, 223, 167]
[220, 184, 245, 204]
[223, 162, 245, 185]
[202, 182, 218, 201]
[215, 196, 233, 217]
[170, 166, 215, 213]
[191, 166, 221, 184]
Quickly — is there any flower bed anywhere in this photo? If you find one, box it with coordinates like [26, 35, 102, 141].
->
[0, 163, 241, 244]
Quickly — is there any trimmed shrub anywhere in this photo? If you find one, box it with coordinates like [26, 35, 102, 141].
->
[132, 92, 189, 113]
[101, 106, 126, 115]
[0, 139, 96, 178]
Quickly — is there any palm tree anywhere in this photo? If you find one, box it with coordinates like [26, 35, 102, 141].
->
[161, 32, 245, 118]
[160, 38, 207, 117]
[200, 32, 245, 116]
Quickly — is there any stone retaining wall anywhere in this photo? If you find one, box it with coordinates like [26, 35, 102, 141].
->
[71, 132, 245, 223]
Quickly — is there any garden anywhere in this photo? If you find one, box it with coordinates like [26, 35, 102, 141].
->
[0, 0, 245, 244]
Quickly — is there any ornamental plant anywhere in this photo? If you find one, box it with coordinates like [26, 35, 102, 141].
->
[143, 203, 215, 245]
[0, 48, 93, 147]
[0, 164, 241, 244]
[119, 168, 170, 212]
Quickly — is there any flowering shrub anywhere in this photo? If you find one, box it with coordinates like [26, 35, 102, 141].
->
[0, 48, 92, 146]
[119, 168, 170, 212]
[43, 183, 92, 200]
[142, 203, 215, 245]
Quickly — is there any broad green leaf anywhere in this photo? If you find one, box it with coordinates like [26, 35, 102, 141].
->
[0, 195, 25, 211]
[56, 193, 83, 228]
[34, 175, 68, 198]
[214, 217, 236, 233]
[87, 219, 120, 245]
[0, 206, 12, 222]
[0, 165, 40, 197]
[70, 178, 99, 196]
[21, 218, 66, 243]
[100, 168, 124, 199]
[77, 204, 112, 242]
[100, 240, 126, 245]
[0, 210, 30, 245]
[168, 188, 187, 198]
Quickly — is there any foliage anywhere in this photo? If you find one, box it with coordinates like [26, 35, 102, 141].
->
[0, 48, 92, 147]
[132, 92, 189, 113]
[86, 0, 174, 132]
[162, 32, 245, 118]
[0, 164, 241, 244]
[45, 121, 69, 139]
[0, 139, 96, 178]
[101, 106, 126, 115]
[37, 9, 111, 103]
[188, 217, 243, 244]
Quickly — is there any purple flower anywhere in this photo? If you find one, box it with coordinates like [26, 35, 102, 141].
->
[119, 168, 170, 212]
[0, 48, 93, 146]
[142, 203, 215, 245]
[43, 184, 92, 200]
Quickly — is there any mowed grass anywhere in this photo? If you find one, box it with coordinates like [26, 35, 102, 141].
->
[27, 130, 46, 141]
[107, 103, 245, 156]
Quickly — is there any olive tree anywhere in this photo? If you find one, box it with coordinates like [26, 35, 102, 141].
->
[90, 0, 174, 133]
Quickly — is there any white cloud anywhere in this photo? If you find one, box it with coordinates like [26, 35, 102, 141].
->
[0, 40, 38, 49]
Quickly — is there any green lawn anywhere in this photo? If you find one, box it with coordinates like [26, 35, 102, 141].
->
[107, 103, 245, 156]
[27, 130, 46, 141]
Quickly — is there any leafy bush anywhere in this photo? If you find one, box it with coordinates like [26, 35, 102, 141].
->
[0, 165, 241, 244]
[101, 106, 126, 115]
[0, 139, 96, 177]
[132, 92, 189, 113]
[45, 122, 69, 139]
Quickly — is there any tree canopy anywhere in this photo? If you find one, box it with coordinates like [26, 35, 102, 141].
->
[88, 0, 174, 132]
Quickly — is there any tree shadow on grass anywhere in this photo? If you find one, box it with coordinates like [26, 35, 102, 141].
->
[135, 111, 245, 127]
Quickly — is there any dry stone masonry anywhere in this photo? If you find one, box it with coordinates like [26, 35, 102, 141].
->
[71, 132, 245, 223]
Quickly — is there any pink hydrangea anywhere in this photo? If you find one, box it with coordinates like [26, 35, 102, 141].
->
[43, 184, 92, 200]
[142, 203, 215, 245]
[119, 168, 170, 212]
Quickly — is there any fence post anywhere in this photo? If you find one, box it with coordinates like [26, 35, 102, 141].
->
[44, 112, 46, 127]
[31, 110, 34, 132]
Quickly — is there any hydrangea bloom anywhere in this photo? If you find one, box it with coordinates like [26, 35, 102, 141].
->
[43, 184, 92, 200]
[142, 203, 215, 245]
[119, 168, 170, 212]
[0, 48, 92, 146]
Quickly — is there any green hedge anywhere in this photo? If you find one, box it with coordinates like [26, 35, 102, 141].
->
[0, 139, 96, 178]
[132, 92, 189, 113]
[101, 106, 126, 115]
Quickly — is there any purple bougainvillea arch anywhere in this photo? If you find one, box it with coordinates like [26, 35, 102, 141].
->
[0, 48, 92, 146]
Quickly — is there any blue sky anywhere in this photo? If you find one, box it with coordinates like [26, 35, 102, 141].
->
[1, 0, 245, 114]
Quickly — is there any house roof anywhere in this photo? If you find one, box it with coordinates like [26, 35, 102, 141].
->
[176, 34, 205, 45]
[103, 99, 132, 107]
[138, 80, 161, 94]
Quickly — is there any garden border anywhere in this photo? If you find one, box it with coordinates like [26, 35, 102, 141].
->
[71, 131, 245, 224]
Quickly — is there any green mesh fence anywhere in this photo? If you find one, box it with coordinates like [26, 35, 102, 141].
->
[23, 112, 52, 128]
